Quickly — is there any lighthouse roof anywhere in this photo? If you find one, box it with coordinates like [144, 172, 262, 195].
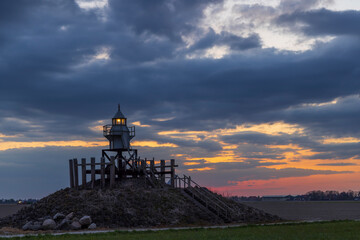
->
[113, 104, 126, 118]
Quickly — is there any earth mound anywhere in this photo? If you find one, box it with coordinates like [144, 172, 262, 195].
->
[0, 179, 281, 229]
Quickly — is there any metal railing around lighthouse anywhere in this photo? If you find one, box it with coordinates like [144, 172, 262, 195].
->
[102, 125, 135, 138]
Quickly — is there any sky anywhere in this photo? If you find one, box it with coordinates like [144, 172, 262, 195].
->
[0, 0, 360, 199]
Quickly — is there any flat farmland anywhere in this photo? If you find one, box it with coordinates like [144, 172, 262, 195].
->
[0, 205, 28, 218]
[242, 201, 360, 221]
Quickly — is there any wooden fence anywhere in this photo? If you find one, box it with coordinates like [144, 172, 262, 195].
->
[69, 157, 177, 189]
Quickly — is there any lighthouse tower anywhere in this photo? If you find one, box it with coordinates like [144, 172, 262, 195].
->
[102, 105, 137, 169]
[103, 104, 135, 150]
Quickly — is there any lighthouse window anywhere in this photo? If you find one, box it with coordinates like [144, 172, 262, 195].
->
[113, 118, 126, 125]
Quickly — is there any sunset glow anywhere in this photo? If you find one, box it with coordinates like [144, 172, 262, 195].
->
[1, 0, 360, 199]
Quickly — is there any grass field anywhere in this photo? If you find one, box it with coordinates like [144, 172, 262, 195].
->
[3, 221, 360, 240]
[242, 201, 360, 221]
[0, 205, 28, 218]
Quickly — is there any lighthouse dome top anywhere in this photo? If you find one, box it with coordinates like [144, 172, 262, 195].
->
[113, 104, 126, 119]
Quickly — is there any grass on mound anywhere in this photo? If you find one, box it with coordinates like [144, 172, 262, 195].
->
[3, 221, 360, 240]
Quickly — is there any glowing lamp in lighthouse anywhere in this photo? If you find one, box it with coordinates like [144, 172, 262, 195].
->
[103, 105, 135, 150]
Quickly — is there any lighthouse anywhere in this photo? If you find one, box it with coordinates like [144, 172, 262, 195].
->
[103, 104, 135, 150]
[101, 105, 137, 172]
[68, 104, 178, 189]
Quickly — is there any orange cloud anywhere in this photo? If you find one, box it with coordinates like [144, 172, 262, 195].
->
[321, 137, 360, 144]
[132, 140, 178, 148]
[132, 121, 151, 127]
[188, 167, 214, 172]
[186, 150, 238, 163]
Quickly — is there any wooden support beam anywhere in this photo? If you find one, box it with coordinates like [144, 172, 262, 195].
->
[74, 158, 79, 189]
[188, 175, 191, 188]
[117, 157, 121, 180]
[122, 158, 127, 179]
[69, 159, 74, 188]
[170, 159, 175, 188]
[100, 157, 105, 188]
[110, 156, 115, 188]
[150, 159, 154, 176]
[81, 158, 86, 189]
[91, 157, 95, 189]
[141, 160, 146, 174]
[160, 160, 165, 184]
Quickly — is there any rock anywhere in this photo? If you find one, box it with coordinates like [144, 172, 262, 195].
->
[57, 219, 70, 230]
[53, 213, 65, 221]
[88, 223, 96, 229]
[70, 221, 81, 230]
[79, 216, 92, 226]
[22, 221, 33, 231]
[42, 219, 56, 230]
[29, 222, 42, 231]
[65, 212, 74, 220]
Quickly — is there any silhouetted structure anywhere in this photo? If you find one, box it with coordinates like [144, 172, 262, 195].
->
[68, 105, 177, 189]
[67, 105, 242, 223]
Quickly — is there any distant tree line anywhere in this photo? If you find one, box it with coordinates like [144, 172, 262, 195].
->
[304, 190, 359, 201]
[230, 190, 360, 201]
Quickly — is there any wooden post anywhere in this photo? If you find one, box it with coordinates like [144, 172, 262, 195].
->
[170, 159, 175, 188]
[144, 158, 147, 175]
[150, 159, 154, 175]
[141, 160, 146, 174]
[188, 176, 191, 188]
[69, 159, 74, 188]
[100, 157, 105, 188]
[81, 158, 86, 189]
[110, 156, 115, 188]
[132, 158, 135, 171]
[74, 158, 79, 189]
[91, 157, 95, 189]
[160, 160, 165, 184]
[122, 159, 127, 179]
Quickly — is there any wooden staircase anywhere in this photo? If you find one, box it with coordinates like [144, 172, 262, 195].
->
[174, 175, 236, 223]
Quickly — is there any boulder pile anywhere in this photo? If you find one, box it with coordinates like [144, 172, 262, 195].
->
[21, 212, 96, 231]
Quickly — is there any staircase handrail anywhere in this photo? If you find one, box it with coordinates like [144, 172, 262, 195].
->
[183, 175, 235, 214]
[175, 175, 229, 219]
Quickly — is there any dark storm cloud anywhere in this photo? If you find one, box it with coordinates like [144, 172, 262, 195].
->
[222, 132, 293, 145]
[279, 0, 333, 12]
[277, 8, 360, 36]
[189, 28, 261, 51]
[232, 0, 333, 25]
[316, 162, 357, 166]
[274, 95, 360, 137]
[181, 159, 284, 170]
[1, 0, 360, 138]
[108, 0, 222, 42]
